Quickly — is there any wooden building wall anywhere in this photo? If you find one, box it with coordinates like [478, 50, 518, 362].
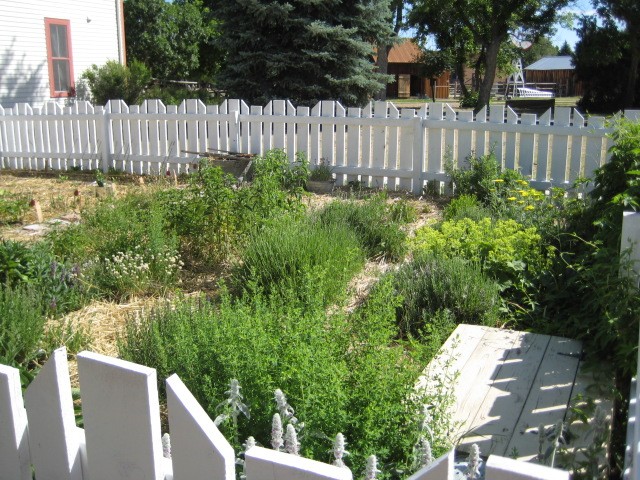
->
[525, 69, 584, 97]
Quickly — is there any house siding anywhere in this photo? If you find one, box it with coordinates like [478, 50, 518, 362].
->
[0, 0, 123, 109]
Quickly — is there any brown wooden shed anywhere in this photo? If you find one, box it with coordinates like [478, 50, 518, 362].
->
[378, 40, 450, 100]
[524, 56, 584, 97]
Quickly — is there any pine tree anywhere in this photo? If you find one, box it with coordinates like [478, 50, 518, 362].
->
[210, 0, 393, 107]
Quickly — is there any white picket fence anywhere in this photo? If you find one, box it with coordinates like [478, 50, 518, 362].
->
[0, 347, 570, 480]
[1, 99, 638, 194]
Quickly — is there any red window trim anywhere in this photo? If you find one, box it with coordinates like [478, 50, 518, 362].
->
[44, 18, 75, 98]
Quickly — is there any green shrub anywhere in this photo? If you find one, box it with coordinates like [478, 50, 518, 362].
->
[388, 255, 501, 338]
[411, 217, 547, 284]
[443, 194, 492, 222]
[0, 285, 46, 385]
[0, 190, 29, 224]
[316, 194, 408, 261]
[119, 281, 443, 476]
[459, 91, 479, 109]
[81, 60, 151, 105]
[232, 215, 364, 304]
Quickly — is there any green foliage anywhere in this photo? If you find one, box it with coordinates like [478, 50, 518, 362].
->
[0, 190, 29, 224]
[158, 150, 308, 265]
[459, 91, 480, 109]
[408, 0, 569, 109]
[443, 194, 492, 222]
[119, 280, 444, 476]
[316, 194, 409, 261]
[0, 285, 46, 385]
[445, 153, 501, 203]
[412, 217, 547, 286]
[81, 60, 151, 105]
[212, 0, 394, 106]
[308, 162, 334, 181]
[574, 15, 639, 112]
[232, 215, 364, 305]
[143, 83, 219, 105]
[124, 0, 220, 81]
[521, 36, 560, 67]
[388, 254, 501, 339]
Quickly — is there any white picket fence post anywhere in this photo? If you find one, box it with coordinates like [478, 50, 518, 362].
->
[1, 99, 636, 193]
[0, 348, 574, 480]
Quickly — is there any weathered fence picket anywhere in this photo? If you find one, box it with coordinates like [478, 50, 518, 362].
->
[0, 99, 638, 194]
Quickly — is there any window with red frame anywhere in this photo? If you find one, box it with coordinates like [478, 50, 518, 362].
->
[45, 18, 75, 97]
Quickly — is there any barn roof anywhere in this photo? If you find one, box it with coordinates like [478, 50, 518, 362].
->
[387, 39, 422, 63]
[525, 56, 574, 71]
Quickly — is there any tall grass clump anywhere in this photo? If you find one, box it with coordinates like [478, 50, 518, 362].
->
[232, 215, 364, 304]
[0, 285, 46, 384]
[119, 281, 447, 477]
[387, 254, 502, 339]
[316, 194, 409, 261]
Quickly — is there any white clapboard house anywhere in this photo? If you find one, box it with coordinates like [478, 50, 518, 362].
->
[0, 0, 126, 108]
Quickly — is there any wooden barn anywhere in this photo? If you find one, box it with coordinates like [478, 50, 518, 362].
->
[379, 40, 450, 100]
[524, 56, 584, 97]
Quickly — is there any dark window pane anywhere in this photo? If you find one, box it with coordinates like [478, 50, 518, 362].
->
[53, 59, 70, 91]
[50, 24, 68, 58]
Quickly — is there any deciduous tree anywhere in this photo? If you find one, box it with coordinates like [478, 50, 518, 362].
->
[408, 0, 569, 111]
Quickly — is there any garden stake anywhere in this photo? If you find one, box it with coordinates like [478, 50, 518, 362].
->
[30, 199, 43, 223]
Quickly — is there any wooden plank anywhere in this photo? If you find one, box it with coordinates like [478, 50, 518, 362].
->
[504, 336, 583, 462]
[489, 105, 504, 167]
[399, 109, 414, 192]
[273, 99, 286, 151]
[321, 100, 335, 166]
[519, 114, 537, 178]
[386, 103, 400, 190]
[504, 108, 518, 171]
[360, 102, 373, 186]
[451, 328, 525, 442]
[346, 107, 361, 186]
[310, 102, 321, 165]
[296, 106, 310, 162]
[550, 108, 572, 185]
[286, 101, 297, 162]
[457, 332, 551, 457]
[371, 101, 387, 188]
[457, 110, 474, 162]
[334, 102, 347, 186]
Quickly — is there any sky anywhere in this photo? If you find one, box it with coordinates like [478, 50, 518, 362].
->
[551, 0, 598, 49]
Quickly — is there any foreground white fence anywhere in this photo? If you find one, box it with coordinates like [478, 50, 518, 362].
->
[0, 347, 569, 480]
[1, 99, 638, 194]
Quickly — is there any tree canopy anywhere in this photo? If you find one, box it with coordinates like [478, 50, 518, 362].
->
[124, 0, 220, 81]
[208, 0, 394, 107]
[522, 36, 559, 66]
[408, 0, 569, 110]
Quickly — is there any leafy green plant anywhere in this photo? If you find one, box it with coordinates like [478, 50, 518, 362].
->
[0, 240, 33, 286]
[119, 279, 447, 476]
[232, 215, 364, 304]
[81, 60, 151, 105]
[308, 161, 334, 181]
[0, 285, 46, 385]
[443, 194, 492, 222]
[387, 255, 502, 339]
[412, 217, 547, 284]
[0, 190, 29, 224]
[316, 194, 408, 261]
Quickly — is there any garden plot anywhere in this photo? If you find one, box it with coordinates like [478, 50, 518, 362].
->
[420, 324, 613, 468]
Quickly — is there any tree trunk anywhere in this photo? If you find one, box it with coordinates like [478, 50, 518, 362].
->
[476, 38, 502, 112]
[376, 43, 390, 100]
[455, 63, 469, 97]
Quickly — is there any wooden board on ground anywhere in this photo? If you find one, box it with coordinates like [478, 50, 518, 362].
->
[419, 324, 613, 468]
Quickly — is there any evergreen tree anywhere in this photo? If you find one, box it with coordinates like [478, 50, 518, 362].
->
[210, 0, 394, 107]
[558, 40, 573, 56]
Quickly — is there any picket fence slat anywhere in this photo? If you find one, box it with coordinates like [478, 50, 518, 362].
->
[0, 345, 603, 480]
[0, 99, 625, 194]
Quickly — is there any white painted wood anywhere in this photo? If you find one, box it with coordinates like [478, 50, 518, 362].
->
[520, 114, 536, 178]
[504, 337, 583, 461]
[166, 104, 179, 161]
[370, 101, 387, 188]
[249, 105, 264, 156]
[385, 103, 400, 189]
[0, 0, 123, 109]
[504, 108, 519, 171]
[489, 106, 504, 165]
[245, 446, 352, 480]
[310, 102, 322, 165]
[457, 332, 551, 457]
[334, 102, 347, 186]
[286, 100, 297, 161]
[426, 103, 444, 177]
[0, 364, 31, 480]
[443, 104, 456, 167]
[621, 212, 640, 285]
[360, 102, 373, 186]
[321, 101, 336, 166]
[128, 104, 143, 174]
[399, 109, 414, 191]
[77, 351, 165, 480]
[550, 108, 572, 185]
[486, 455, 569, 480]
[405, 449, 454, 480]
[273, 99, 287, 151]
[457, 110, 474, 163]
[24, 348, 82, 480]
[226, 99, 241, 153]
[346, 107, 361, 185]
[166, 374, 235, 480]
